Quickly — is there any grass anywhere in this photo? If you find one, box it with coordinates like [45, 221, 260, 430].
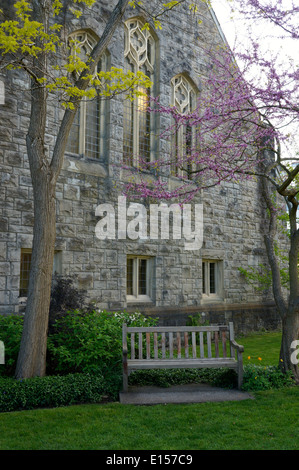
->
[239, 330, 282, 366]
[0, 387, 298, 450]
[0, 329, 298, 450]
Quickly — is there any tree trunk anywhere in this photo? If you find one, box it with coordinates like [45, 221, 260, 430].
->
[279, 309, 299, 383]
[15, 171, 56, 379]
[259, 161, 299, 382]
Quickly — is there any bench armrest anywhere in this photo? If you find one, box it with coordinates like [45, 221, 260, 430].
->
[122, 347, 128, 393]
[230, 339, 244, 353]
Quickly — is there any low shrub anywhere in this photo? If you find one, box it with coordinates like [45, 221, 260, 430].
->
[242, 364, 295, 391]
[0, 372, 109, 412]
[129, 368, 237, 389]
[49, 274, 93, 335]
[47, 309, 157, 377]
[129, 364, 296, 392]
[0, 315, 23, 377]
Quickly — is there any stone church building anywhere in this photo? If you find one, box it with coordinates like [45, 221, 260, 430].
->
[0, 0, 282, 332]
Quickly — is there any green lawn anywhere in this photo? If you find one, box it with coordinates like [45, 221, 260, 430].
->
[0, 387, 298, 450]
[238, 330, 282, 366]
[1, 329, 298, 451]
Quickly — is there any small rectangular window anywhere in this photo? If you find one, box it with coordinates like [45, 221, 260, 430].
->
[202, 259, 223, 300]
[20, 249, 32, 297]
[126, 256, 154, 302]
[19, 250, 62, 297]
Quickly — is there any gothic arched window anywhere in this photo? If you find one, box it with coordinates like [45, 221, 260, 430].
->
[66, 30, 109, 160]
[171, 74, 198, 178]
[123, 18, 157, 167]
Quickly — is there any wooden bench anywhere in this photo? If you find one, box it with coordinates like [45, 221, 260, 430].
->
[122, 322, 244, 391]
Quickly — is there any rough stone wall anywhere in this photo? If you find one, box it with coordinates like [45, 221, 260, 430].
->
[0, 0, 286, 329]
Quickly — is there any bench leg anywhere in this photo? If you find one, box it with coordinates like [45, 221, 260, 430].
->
[122, 349, 128, 393]
[237, 351, 243, 390]
[238, 369, 243, 390]
[123, 370, 128, 393]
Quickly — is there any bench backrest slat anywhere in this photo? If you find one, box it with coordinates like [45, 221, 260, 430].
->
[207, 331, 212, 358]
[229, 322, 234, 358]
[222, 331, 227, 358]
[192, 332, 196, 358]
[215, 331, 219, 358]
[131, 333, 135, 360]
[162, 333, 166, 359]
[169, 332, 174, 359]
[199, 331, 204, 358]
[154, 332, 158, 359]
[177, 332, 181, 359]
[184, 332, 189, 359]
[122, 323, 234, 361]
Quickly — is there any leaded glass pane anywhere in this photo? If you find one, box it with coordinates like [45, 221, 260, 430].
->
[20, 251, 31, 297]
[138, 259, 147, 295]
[209, 262, 216, 294]
[85, 97, 100, 159]
[66, 107, 80, 154]
[127, 258, 134, 296]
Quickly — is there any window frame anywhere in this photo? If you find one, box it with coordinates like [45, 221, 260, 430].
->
[201, 259, 223, 302]
[126, 255, 154, 303]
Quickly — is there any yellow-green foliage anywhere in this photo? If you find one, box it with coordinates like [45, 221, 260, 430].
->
[0, 0, 153, 108]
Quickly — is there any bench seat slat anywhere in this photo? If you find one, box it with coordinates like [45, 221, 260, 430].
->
[127, 358, 238, 370]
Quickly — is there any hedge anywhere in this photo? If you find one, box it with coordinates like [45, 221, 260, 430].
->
[0, 372, 112, 412]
